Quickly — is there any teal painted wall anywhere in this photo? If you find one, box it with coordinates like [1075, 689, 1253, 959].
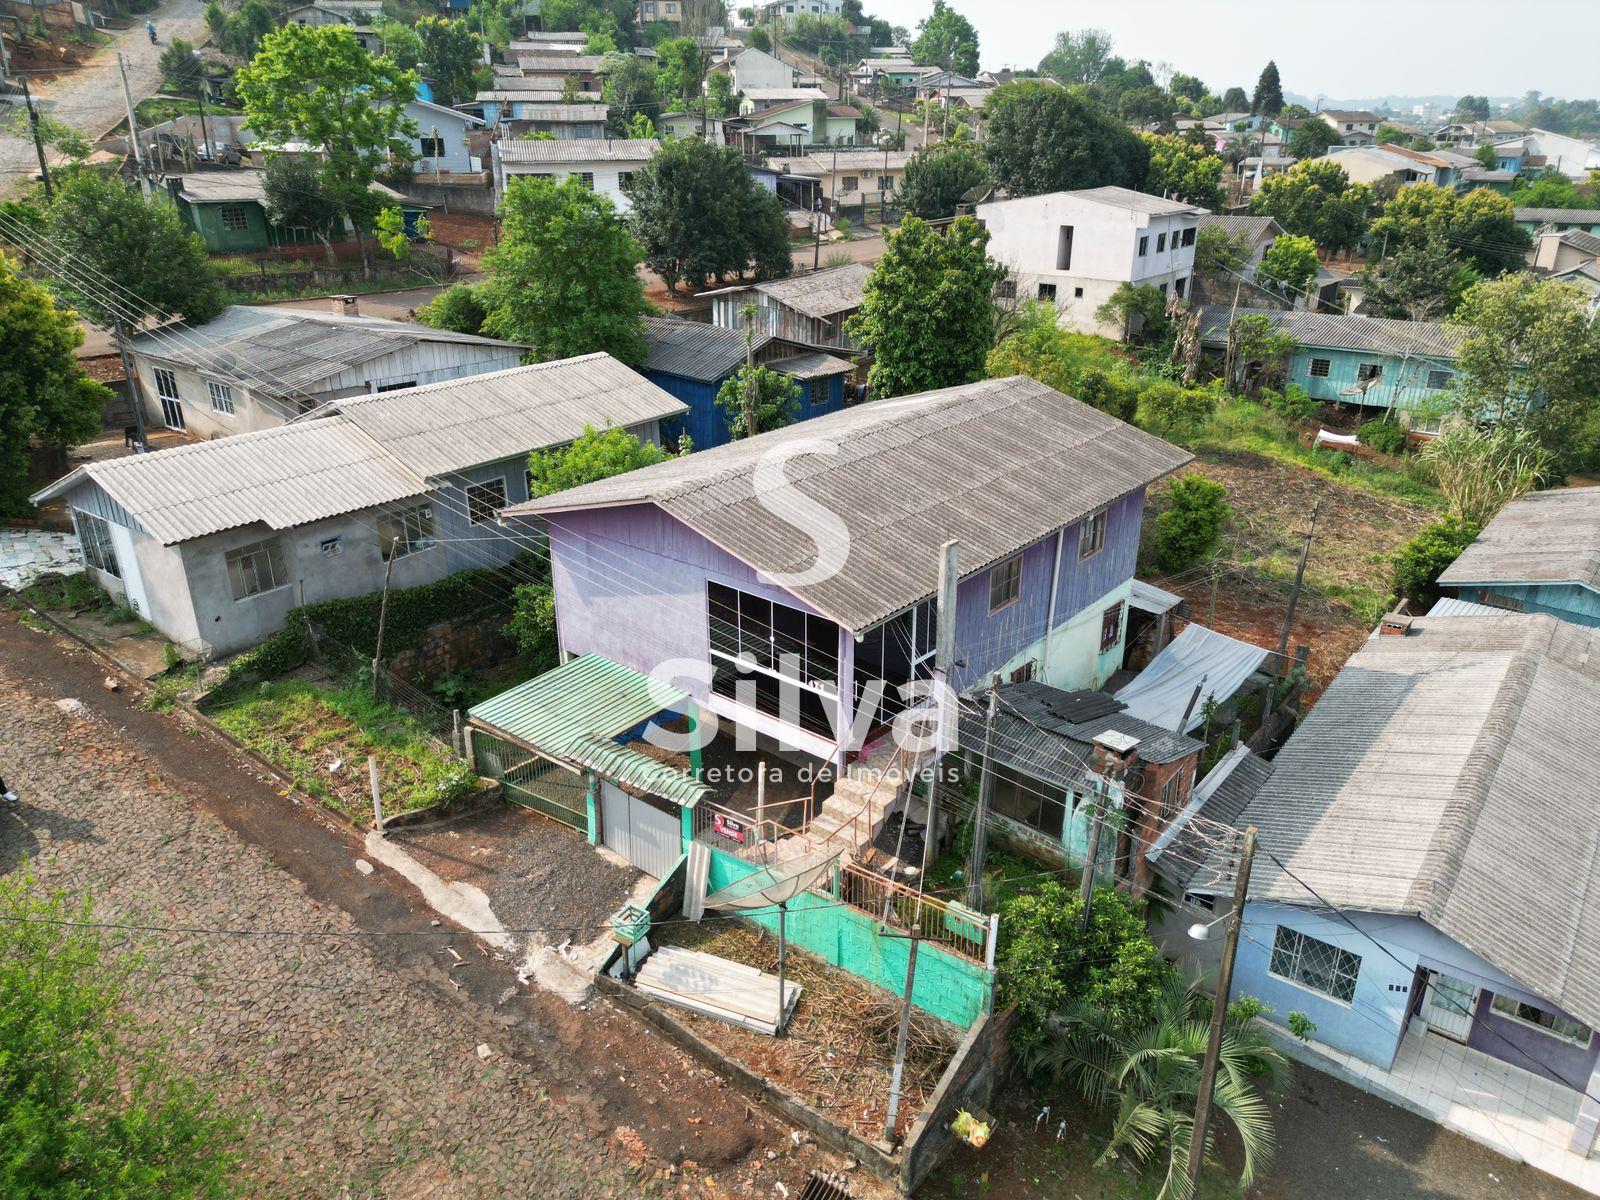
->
[181, 197, 274, 253]
[1449, 582, 1600, 628]
[706, 848, 995, 1029]
[1288, 345, 1458, 413]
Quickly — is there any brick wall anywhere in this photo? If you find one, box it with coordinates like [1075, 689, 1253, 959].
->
[387, 615, 513, 681]
[900, 1004, 1019, 1193]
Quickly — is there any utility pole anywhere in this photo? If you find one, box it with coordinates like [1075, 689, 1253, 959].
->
[118, 53, 145, 177]
[966, 673, 999, 908]
[1275, 499, 1321, 667]
[1187, 827, 1258, 1195]
[916, 540, 960, 887]
[371, 536, 400, 695]
[112, 316, 148, 451]
[21, 76, 52, 202]
[191, 53, 212, 160]
[881, 929, 921, 1144]
[1078, 776, 1106, 929]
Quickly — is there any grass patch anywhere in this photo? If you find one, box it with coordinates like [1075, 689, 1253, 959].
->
[133, 97, 242, 127]
[16, 572, 107, 614]
[217, 263, 446, 305]
[142, 663, 206, 713]
[212, 679, 478, 819]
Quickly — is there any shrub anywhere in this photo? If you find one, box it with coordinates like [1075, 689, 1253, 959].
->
[1357, 417, 1409, 456]
[503, 579, 558, 671]
[1262, 382, 1319, 423]
[1072, 366, 1138, 423]
[415, 282, 488, 335]
[1151, 475, 1231, 571]
[1137, 380, 1217, 440]
[1391, 517, 1480, 607]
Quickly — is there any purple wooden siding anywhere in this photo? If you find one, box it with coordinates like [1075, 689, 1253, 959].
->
[1469, 990, 1600, 1091]
[952, 489, 1146, 689]
[534, 503, 825, 702]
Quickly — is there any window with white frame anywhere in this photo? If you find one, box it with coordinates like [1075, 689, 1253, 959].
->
[1269, 925, 1361, 1003]
[207, 381, 235, 414]
[1079, 507, 1107, 559]
[377, 503, 436, 559]
[1490, 995, 1594, 1046]
[465, 478, 507, 525]
[225, 538, 287, 601]
[988, 554, 1022, 613]
[575, 171, 595, 189]
[153, 367, 180, 402]
[76, 510, 120, 578]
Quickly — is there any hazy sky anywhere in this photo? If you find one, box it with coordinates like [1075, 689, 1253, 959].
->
[867, 0, 1598, 101]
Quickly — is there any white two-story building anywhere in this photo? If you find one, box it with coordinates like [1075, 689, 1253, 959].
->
[976, 186, 1207, 340]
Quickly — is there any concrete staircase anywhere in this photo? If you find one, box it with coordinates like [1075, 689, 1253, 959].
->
[766, 739, 910, 868]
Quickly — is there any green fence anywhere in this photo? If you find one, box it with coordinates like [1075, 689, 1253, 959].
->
[473, 732, 588, 831]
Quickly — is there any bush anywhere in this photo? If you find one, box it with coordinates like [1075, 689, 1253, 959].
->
[1136, 380, 1217, 440]
[1357, 417, 1409, 456]
[415, 282, 488, 335]
[503, 579, 558, 671]
[998, 881, 1169, 1043]
[1391, 517, 1480, 607]
[1072, 366, 1138, 423]
[1151, 475, 1231, 571]
[1261, 382, 1319, 423]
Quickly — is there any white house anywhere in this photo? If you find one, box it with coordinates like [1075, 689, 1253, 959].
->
[403, 99, 484, 174]
[491, 138, 659, 213]
[726, 46, 799, 93]
[1319, 108, 1382, 146]
[1524, 128, 1600, 179]
[126, 302, 528, 440]
[762, 0, 844, 22]
[976, 186, 1207, 340]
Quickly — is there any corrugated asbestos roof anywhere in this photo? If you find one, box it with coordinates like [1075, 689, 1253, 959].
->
[767, 351, 853, 380]
[500, 103, 609, 121]
[1196, 213, 1281, 243]
[515, 53, 606, 71]
[1147, 743, 1273, 889]
[512, 375, 1192, 633]
[468, 654, 710, 806]
[171, 172, 414, 207]
[1214, 614, 1600, 1028]
[1438, 486, 1600, 592]
[33, 419, 426, 546]
[1552, 228, 1600, 256]
[498, 137, 659, 163]
[1067, 186, 1210, 216]
[1515, 207, 1600, 224]
[641, 317, 770, 382]
[750, 263, 872, 319]
[126, 306, 518, 394]
[1195, 306, 1467, 359]
[327, 354, 687, 479]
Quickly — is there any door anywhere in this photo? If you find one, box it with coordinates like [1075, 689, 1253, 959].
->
[1421, 970, 1479, 1041]
[105, 522, 150, 619]
[600, 781, 682, 878]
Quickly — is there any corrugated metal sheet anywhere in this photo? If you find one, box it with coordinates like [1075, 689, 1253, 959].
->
[499, 103, 609, 122]
[642, 317, 768, 382]
[515, 375, 1192, 633]
[1213, 614, 1600, 1030]
[767, 351, 853, 380]
[748, 263, 872, 320]
[1196, 213, 1280, 243]
[34, 418, 426, 545]
[1130, 579, 1183, 614]
[1428, 596, 1514, 618]
[1147, 743, 1273, 889]
[1516, 207, 1600, 225]
[1438, 486, 1600, 591]
[497, 137, 658, 164]
[329, 354, 687, 479]
[469, 654, 710, 806]
[515, 53, 606, 71]
[1195, 306, 1467, 358]
[1115, 624, 1272, 733]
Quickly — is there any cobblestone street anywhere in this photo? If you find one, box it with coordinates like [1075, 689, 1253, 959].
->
[0, 609, 853, 1199]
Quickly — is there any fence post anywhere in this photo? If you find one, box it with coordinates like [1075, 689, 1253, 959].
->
[369, 754, 384, 835]
[452, 708, 463, 758]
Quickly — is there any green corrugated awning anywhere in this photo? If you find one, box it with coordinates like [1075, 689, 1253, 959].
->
[468, 654, 709, 807]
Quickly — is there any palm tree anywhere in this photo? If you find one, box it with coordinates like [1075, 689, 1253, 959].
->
[1022, 972, 1287, 1200]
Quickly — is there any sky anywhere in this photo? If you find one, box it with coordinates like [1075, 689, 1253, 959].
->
[866, 0, 1599, 103]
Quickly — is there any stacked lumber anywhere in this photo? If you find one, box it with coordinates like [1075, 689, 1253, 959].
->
[634, 945, 802, 1036]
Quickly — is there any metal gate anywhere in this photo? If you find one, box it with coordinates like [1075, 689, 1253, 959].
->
[474, 732, 587, 831]
[1420, 970, 1479, 1042]
[600, 781, 682, 878]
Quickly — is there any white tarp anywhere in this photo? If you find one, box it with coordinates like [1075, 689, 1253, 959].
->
[1114, 624, 1272, 733]
[1129, 578, 1183, 615]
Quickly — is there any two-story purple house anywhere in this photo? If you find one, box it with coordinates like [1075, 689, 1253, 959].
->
[501, 375, 1190, 778]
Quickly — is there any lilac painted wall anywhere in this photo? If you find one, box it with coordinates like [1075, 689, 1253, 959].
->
[1469, 991, 1600, 1091]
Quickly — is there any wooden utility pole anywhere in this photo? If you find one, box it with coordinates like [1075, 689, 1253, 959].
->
[22, 76, 52, 202]
[1273, 498, 1322, 673]
[882, 929, 921, 1144]
[916, 540, 960, 886]
[1078, 779, 1106, 932]
[118, 53, 145, 176]
[966, 674, 1000, 908]
[371, 536, 400, 694]
[1187, 827, 1258, 1194]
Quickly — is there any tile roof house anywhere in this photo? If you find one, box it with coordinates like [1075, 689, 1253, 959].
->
[1187, 613, 1600, 1169]
[1437, 487, 1600, 627]
[32, 355, 686, 657]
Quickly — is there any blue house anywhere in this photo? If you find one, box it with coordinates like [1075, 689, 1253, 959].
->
[1197, 307, 1468, 421]
[1438, 487, 1600, 627]
[639, 316, 853, 451]
[1514, 206, 1600, 237]
[1175, 613, 1600, 1169]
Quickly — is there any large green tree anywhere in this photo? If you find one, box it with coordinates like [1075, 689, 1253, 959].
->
[602, 51, 660, 135]
[1510, 168, 1590, 210]
[911, 0, 979, 77]
[1287, 116, 1338, 160]
[0, 256, 109, 516]
[716, 364, 799, 439]
[1247, 160, 1372, 254]
[1367, 183, 1529, 277]
[655, 36, 710, 107]
[1453, 94, 1490, 123]
[983, 82, 1148, 197]
[626, 137, 790, 292]
[482, 176, 650, 365]
[1138, 132, 1223, 210]
[261, 154, 341, 261]
[1255, 233, 1320, 302]
[1220, 85, 1250, 112]
[1362, 236, 1480, 322]
[895, 141, 989, 219]
[845, 214, 1003, 398]
[237, 24, 419, 272]
[1038, 28, 1114, 85]
[43, 173, 223, 328]
[1251, 60, 1283, 116]
[417, 17, 489, 107]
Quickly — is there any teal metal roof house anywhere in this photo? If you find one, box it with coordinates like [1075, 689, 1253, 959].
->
[1437, 487, 1600, 628]
[1196, 306, 1468, 419]
[166, 171, 429, 254]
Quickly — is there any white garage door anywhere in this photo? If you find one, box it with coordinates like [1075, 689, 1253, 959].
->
[600, 781, 682, 879]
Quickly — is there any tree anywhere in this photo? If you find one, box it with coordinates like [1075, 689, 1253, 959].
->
[43, 174, 223, 329]
[1220, 85, 1249, 112]
[625, 137, 791, 292]
[217, 1, 275, 59]
[1368, 183, 1529, 278]
[1138, 133, 1223, 210]
[417, 17, 489, 107]
[1450, 274, 1600, 475]
[526, 423, 668, 498]
[986, 302, 1134, 413]
[1096, 282, 1168, 344]
[1251, 60, 1283, 117]
[912, 0, 978, 77]
[482, 176, 650, 365]
[371, 16, 423, 70]
[1363, 236, 1480, 322]
[1474, 142, 1501, 169]
[845, 215, 1003, 399]
[602, 51, 660, 135]
[158, 38, 204, 94]
[716, 365, 799, 439]
[1392, 518, 1481, 607]
[1287, 117, 1337, 160]
[984, 82, 1148, 197]
[0, 256, 108, 516]
[1226, 313, 1299, 394]
[705, 70, 736, 117]
[746, 25, 770, 52]
[1023, 972, 1286, 1200]
[1150, 474, 1229, 568]
[416, 282, 489, 335]
[1454, 94, 1490, 123]
[1195, 223, 1253, 276]
[1255, 233, 1320, 302]
[0, 874, 239, 1196]
[260, 154, 341, 261]
[655, 36, 710, 106]
[895, 141, 989, 220]
[1375, 124, 1408, 145]
[1421, 425, 1550, 526]
[1248, 160, 1371, 254]
[237, 25, 419, 273]
[1038, 28, 1114, 85]
[1510, 168, 1590, 210]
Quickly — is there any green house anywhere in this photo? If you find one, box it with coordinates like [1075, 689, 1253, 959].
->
[166, 170, 431, 254]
